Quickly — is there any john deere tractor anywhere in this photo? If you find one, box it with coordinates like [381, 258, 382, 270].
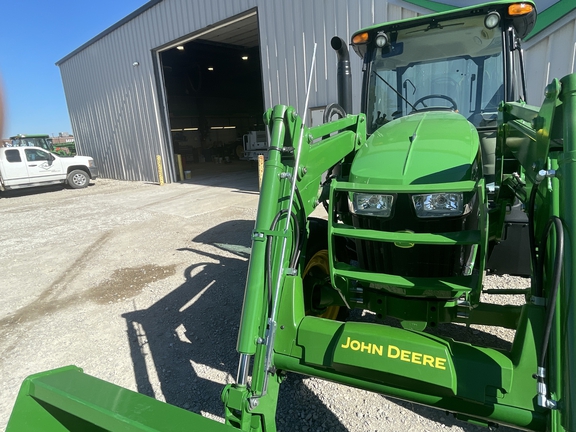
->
[8, 1, 576, 431]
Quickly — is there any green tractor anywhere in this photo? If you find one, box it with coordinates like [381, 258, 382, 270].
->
[8, 134, 76, 156]
[8, 1, 576, 430]
[9, 134, 54, 152]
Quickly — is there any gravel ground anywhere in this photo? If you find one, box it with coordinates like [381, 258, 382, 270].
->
[0, 162, 529, 431]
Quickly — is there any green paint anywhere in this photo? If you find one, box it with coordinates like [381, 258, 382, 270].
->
[7, 366, 237, 431]
[351, 112, 478, 186]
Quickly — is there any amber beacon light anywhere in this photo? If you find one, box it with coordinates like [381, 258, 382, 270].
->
[508, 2, 534, 16]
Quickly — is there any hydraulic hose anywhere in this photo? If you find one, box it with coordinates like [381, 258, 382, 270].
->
[294, 186, 307, 266]
[537, 216, 564, 368]
[534, 216, 563, 409]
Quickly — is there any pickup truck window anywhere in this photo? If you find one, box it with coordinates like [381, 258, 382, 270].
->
[25, 148, 50, 162]
[5, 150, 22, 163]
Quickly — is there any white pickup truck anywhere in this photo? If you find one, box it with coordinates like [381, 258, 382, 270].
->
[0, 146, 98, 191]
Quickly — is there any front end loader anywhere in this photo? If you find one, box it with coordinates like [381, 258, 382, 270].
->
[8, 1, 576, 431]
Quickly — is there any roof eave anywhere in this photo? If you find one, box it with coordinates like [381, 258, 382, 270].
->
[55, 0, 164, 66]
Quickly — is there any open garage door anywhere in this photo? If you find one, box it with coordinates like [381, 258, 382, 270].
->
[158, 11, 265, 182]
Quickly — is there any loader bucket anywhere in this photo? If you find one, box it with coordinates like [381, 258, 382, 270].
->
[7, 366, 236, 431]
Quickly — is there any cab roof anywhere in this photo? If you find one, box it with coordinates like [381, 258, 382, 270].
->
[351, 0, 536, 58]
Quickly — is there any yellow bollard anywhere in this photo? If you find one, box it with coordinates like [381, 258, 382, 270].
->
[176, 154, 184, 181]
[156, 155, 164, 186]
[258, 154, 264, 191]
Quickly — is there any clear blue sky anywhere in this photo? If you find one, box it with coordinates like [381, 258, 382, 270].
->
[0, 0, 148, 139]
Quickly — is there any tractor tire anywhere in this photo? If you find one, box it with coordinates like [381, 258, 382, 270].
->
[67, 170, 90, 189]
[303, 218, 349, 321]
[235, 145, 244, 159]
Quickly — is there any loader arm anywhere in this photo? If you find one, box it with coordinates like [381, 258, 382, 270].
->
[226, 105, 366, 431]
[236, 105, 365, 357]
[495, 75, 576, 431]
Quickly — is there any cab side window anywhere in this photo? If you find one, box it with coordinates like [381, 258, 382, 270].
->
[25, 149, 49, 162]
[5, 150, 22, 163]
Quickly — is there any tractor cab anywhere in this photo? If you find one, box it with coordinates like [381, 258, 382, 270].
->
[353, 2, 535, 184]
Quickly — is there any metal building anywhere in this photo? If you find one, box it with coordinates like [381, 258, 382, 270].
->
[57, 0, 427, 183]
[57, 0, 575, 183]
[522, 1, 576, 104]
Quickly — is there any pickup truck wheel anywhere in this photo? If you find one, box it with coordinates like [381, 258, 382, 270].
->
[67, 170, 89, 189]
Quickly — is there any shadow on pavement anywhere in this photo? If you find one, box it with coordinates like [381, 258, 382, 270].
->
[122, 219, 347, 431]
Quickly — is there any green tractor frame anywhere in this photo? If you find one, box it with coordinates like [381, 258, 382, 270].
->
[8, 1, 576, 431]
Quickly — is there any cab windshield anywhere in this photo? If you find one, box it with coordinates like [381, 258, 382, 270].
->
[366, 15, 504, 134]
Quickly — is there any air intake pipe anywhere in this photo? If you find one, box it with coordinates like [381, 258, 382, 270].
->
[330, 36, 353, 115]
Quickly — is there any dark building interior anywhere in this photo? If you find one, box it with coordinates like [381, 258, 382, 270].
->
[160, 39, 265, 169]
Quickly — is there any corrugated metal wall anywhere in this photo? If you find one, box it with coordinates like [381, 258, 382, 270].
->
[258, 1, 421, 119]
[523, 10, 576, 105]
[59, 0, 258, 182]
[58, 0, 424, 182]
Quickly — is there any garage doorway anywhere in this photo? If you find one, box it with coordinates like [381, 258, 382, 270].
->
[157, 11, 265, 182]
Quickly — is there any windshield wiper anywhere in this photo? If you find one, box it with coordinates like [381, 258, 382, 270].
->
[373, 71, 417, 112]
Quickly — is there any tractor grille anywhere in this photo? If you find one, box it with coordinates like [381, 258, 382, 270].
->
[349, 194, 478, 278]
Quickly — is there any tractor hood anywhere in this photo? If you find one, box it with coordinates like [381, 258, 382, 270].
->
[350, 111, 480, 186]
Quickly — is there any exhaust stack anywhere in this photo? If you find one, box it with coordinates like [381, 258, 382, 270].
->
[330, 36, 353, 115]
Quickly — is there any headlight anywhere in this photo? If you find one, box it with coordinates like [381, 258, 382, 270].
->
[88, 159, 95, 167]
[412, 193, 463, 218]
[349, 193, 394, 217]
